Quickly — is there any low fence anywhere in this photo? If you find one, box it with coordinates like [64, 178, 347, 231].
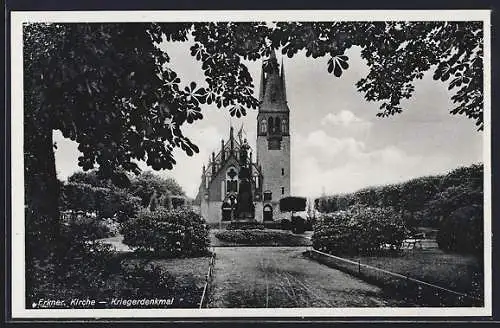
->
[199, 250, 216, 308]
[307, 249, 482, 307]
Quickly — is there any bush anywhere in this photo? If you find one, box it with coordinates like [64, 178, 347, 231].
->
[437, 205, 483, 255]
[214, 229, 310, 246]
[61, 212, 112, 240]
[227, 221, 265, 230]
[279, 218, 292, 230]
[291, 216, 306, 234]
[263, 218, 291, 230]
[312, 206, 407, 256]
[26, 237, 177, 305]
[120, 208, 210, 258]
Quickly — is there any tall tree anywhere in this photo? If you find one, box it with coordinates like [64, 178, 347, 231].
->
[24, 22, 483, 250]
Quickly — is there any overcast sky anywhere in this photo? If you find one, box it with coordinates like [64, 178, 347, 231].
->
[53, 36, 483, 199]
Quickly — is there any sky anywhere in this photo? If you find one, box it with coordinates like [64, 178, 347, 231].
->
[53, 36, 484, 199]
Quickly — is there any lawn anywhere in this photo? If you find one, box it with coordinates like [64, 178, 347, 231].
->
[120, 254, 211, 308]
[211, 229, 312, 247]
[307, 248, 483, 307]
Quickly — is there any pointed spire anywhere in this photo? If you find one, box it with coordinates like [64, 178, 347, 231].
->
[229, 126, 235, 152]
[221, 139, 225, 161]
[281, 57, 287, 102]
[211, 152, 216, 175]
[258, 50, 289, 112]
[259, 64, 266, 102]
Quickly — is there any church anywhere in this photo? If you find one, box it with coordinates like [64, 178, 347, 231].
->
[195, 52, 291, 224]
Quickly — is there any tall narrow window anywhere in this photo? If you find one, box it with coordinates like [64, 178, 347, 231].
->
[268, 117, 274, 134]
[281, 119, 287, 134]
[260, 119, 267, 134]
[281, 168, 285, 176]
[281, 187, 285, 195]
[275, 117, 281, 133]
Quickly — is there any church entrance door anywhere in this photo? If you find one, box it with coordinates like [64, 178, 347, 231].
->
[263, 204, 273, 221]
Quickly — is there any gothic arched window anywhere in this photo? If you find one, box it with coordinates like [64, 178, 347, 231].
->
[268, 117, 274, 134]
[281, 119, 287, 134]
[260, 119, 267, 134]
[275, 117, 281, 133]
[226, 167, 238, 193]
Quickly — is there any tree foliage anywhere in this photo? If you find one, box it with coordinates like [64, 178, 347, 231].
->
[60, 180, 141, 223]
[128, 171, 185, 207]
[25, 22, 484, 181]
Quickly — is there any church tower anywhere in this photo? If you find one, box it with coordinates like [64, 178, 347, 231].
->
[256, 51, 291, 221]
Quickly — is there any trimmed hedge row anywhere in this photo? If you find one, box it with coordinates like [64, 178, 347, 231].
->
[120, 208, 210, 258]
[214, 229, 311, 246]
[227, 221, 265, 230]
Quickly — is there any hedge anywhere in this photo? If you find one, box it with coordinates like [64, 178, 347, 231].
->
[312, 206, 407, 256]
[227, 221, 265, 230]
[214, 229, 311, 246]
[120, 208, 210, 258]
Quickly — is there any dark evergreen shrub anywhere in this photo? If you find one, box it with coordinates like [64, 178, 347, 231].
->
[120, 208, 210, 257]
[291, 216, 306, 234]
[437, 205, 483, 255]
[279, 218, 292, 230]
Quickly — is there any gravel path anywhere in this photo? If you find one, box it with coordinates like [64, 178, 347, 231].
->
[209, 246, 403, 308]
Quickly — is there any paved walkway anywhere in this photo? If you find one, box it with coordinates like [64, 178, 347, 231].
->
[209, 246, 404, 308]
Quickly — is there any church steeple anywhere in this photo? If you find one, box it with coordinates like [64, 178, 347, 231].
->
[259, 66, 266, 102]
[256, 50, 291, 211]
[259, 50, 289, 112]
[281, 57, 287, 103]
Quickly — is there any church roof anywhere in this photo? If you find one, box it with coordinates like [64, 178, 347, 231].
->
[259, 50, 289, 113]
[202, 126, 261, 178]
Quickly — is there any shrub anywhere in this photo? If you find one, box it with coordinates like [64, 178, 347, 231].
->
[214, 229, 310, 246]
[120, 208, 210, 258]
[26, 237, 177, 304]
[279, 218, 292, 230]
[312, 206, 407, 256]
[263, 219, 291, 230]
[61, 212, 112, 240]
[227, 221, 265, 230]
[291, 216, 306, 234]
[437, 205, 483, 255]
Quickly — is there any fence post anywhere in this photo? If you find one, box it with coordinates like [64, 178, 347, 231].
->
[358, 259, 361, 275]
